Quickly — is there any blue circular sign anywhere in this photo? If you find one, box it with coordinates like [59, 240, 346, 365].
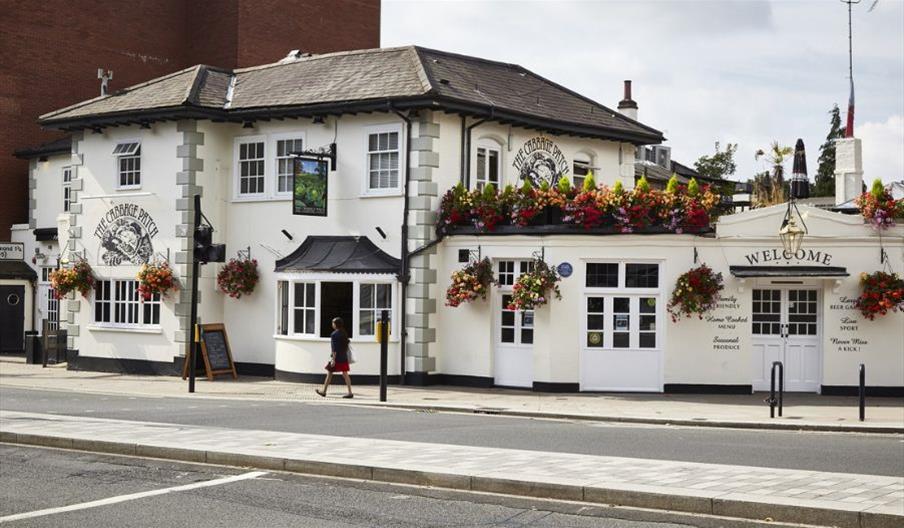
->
[557, 262, 573, 278]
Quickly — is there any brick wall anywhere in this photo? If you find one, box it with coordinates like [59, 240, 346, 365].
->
[0, 0, 380, 240]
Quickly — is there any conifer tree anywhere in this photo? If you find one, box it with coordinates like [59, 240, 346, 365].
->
[813, 105, 844, 197]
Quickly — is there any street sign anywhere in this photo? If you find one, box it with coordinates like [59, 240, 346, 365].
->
[0, 242, 24, 261]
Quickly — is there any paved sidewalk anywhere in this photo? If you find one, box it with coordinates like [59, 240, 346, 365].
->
[1, 410, 901, 527]
[2, 357, 902, 432]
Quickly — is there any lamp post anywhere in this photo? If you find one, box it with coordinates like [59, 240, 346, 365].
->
[779, 214, 806, 253]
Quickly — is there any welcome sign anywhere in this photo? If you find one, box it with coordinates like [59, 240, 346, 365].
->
[512, 136, 569, 187]
[743, 248, 834, 266]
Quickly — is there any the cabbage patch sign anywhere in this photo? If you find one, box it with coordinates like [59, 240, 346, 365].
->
[512, 136, 569, 187]
[94, 203, 158, 265]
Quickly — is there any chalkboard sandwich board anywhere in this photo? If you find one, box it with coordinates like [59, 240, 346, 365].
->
[196, 323, 238, 381]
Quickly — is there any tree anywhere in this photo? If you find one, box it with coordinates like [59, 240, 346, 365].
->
[813, 105, 844, 197]
[754, 142, 793, 206]
[694, 142, 738, 180]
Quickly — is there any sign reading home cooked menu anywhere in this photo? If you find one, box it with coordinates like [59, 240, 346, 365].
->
[512, 136, 569, 187]
[94, 203, 158, 266]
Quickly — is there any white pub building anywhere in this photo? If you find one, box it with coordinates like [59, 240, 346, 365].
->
[7, 46, 903, 395]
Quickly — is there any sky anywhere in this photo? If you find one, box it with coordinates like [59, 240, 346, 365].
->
[382, 0, 904, 184]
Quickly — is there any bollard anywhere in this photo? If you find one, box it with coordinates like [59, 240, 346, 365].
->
[858, 363, 865, 422]
[768, 361, 784, 418]
[379, 309, 388, 402]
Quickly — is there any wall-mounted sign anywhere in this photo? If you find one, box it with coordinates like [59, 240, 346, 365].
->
[0, 242, 24, 261]
[293, 157, 329, 217]
[557, 262, 573, 278]
[94, 203, 158, 266]
[743, 248, 834, 266]
[512, 136, 569, 187]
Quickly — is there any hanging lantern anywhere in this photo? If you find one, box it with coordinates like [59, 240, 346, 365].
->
[779, 215, 806, 253]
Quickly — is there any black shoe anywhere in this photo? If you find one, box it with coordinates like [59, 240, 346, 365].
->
[342, 393, 354, 399]
[315, 389, 326, 398]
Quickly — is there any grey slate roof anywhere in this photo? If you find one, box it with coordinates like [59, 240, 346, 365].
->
[39, 46, 663, 143]
[13, 136, 71, 159]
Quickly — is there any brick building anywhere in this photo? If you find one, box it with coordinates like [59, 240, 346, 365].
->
[0, 0, 381, 240]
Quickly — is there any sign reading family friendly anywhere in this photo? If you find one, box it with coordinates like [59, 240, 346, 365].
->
[512, 136, 569, 187]
[94, 203, 158, 265]
[743, 248, 834, 266]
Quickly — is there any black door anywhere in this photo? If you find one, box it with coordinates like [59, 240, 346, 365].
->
[0, 285, 26, 353]
[319, 282, 353, 338]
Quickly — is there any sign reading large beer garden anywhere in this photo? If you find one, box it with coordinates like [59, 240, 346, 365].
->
[512, 136, 569, 187]
[94, 203, 158, 265]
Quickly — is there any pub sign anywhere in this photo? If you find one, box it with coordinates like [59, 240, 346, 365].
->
[293, 157, 329, 217]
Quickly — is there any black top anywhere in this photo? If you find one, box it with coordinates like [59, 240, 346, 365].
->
[331, 330, 349, 363]
[274, 236, 401, 274]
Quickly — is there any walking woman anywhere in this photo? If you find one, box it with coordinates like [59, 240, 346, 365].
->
[316, 317, 353, 398]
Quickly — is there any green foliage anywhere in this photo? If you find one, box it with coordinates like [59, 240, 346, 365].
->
[613, 180, 624, 195]
[582, 171, 596, 192]
[814, 105, 844, 197]
[694, 142, 738, 180]
[666, 174, 679, 194]
[539, 180, 550, 192]
[557, 176, 572, 194]
[870, 178, 885, 199]
[687, 178, 700, 197]
[482, 183, 496, 200]
[520, 179, 533, 193]
[635, 176, 650, 193]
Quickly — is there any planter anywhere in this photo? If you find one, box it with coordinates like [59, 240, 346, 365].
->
[545, 206, 563, 225]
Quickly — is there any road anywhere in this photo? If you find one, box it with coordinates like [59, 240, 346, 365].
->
[0, 445, 692, 528]
[2, 386, 902, 476]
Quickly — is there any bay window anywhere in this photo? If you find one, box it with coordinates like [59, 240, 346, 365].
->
[276, 278, 395, 339]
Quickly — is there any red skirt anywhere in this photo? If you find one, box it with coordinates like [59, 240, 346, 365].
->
[326, 361, 350, 373]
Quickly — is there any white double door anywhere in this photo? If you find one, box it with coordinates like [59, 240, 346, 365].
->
[494, 291, 534, 388]
[751, 287, 821, 392]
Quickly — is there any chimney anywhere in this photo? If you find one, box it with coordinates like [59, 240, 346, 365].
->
[617, 80, 638, 121]
[97, 68, 113, 96]
[834, 137, 863, 206]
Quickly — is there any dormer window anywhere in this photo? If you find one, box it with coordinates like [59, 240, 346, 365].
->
[113, 141, 141, 189]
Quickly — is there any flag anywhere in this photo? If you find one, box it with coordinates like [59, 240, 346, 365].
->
[845, 78, 855, 138]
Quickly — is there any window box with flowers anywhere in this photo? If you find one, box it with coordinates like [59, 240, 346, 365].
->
[49, 259, 95, 299]
[667, 264, 724, 322]
[856, 179, 904, 230]
[445, 257, 496, 307]
[855, 271, 904, 320]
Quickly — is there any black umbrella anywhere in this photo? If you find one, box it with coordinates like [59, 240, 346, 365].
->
[790, 138, 809, 199]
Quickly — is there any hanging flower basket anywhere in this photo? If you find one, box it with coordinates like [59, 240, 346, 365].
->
[445, 257, 496, 307]
[855, 271, 904, 320]
[49, 259, 95, 299]
[508, 259, 562, 311]
[667, 264, 724, 322]
[217, 258, 259, 299]
[136, 261, 178, 300]
[856, 179, 904, 230]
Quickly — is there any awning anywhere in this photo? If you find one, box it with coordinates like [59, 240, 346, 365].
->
[0, 260, 38, 280]
[729, 265, 849, 278]
[275, 236, 401, 275]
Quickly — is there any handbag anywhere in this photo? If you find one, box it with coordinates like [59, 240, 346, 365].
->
[347, 345, 356, 364]
[325, 360, 335, 372]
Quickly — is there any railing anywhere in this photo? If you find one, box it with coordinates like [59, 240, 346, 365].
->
[766, 361, 784, 418]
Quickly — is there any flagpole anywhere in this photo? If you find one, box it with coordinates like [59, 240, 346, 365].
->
[841, 0, 861, 138]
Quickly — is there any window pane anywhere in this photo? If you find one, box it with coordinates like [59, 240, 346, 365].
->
[377, 284, 391, 308]
[306, 284, 315, 306]
[294, 284, 306, 307]
[587, 331, 604, 348]
[501, 328, 515, 343]
[521, 329, 533, 344]
[501, 311, 515, 326]
[488, 150, 499, 183]
[587, 297, 604, 313]
[613, 332, 630, 348]
[388, 132, 398, 150]
[640, 314, 656, 331]
[369, 134, 378, 151]
[614, 297, 630, 313]
[305, 310, 315, 334]
[359, 310, 374, 335]
[360, 284, 374, 308]
[626, 264, 659, 288]
[587, 314, 605, 330]
[639, 333, 656, 348]
[640, 297, 656, 313]
[586, 263, 619, 288]
[476, 148, 486, 182]
[294, 310, 304, 333]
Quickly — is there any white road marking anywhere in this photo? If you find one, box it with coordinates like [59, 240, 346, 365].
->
[0, 471, 267, 523]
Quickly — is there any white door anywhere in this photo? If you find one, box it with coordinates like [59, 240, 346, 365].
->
[580, 295, 662, 392]
[494, 260, 534, 388]
[752, 288, 820, 392]
[37, 284, 59, 334]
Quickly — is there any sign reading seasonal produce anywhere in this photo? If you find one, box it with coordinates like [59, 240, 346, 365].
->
[512, 136, 569, 187]
[293, 157, 328, 217]
[94, 203, 158, 265]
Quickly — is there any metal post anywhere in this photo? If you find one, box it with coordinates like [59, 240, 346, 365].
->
[379, 309, 388, 402]
[188, 194, 201, 394]
[777, 361, 783, 417]
[859, 363, 865, 422]
[769, 363, 776, 418]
